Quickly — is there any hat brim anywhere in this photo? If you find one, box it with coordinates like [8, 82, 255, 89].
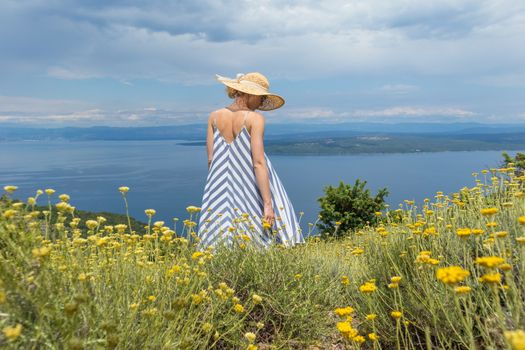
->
[217, 78, 285, 111]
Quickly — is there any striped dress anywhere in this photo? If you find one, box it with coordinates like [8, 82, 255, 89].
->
[196, 111, 305, 250]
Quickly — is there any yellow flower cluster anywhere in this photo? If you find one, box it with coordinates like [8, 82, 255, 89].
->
[479, 273, 501, 284]
[436, 266, 470, 285]
[334, 306, 354, 317]
[415, 251, 440, 265]
[504, 329, 525, 350]
[359, 281, 377, 293]
[340, 275, 350, 286]
[480, 207, 499, 216]
[475, 256, 505, 268]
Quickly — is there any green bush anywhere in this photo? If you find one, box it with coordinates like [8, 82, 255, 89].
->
[502, 151, 525, 175]
[316, 179, 388, 238]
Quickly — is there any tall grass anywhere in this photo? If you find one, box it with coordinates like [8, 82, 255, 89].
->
[1, 166, 525, 349]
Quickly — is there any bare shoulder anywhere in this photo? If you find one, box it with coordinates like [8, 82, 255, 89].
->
[248, 111, 266, 127]
[208, 108, 227, 123]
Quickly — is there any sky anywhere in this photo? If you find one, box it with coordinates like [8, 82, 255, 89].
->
[1, 0, 524, 127]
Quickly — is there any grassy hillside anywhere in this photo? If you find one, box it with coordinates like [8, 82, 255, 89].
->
[1, 168, 525, 349]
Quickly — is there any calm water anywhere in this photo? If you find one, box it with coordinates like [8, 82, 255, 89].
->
[1, 140, 520, 236]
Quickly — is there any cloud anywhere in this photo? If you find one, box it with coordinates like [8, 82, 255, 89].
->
[265, 105, 481, 124]
[0, 94, 481, 126]
[0, 95, 90, 114]
[0, 1, 524, 126]
[0, 95, 212, 126]
[47, 66, 100, 80]
[1, 0, 524, 83]
[350, 106, 475, 118]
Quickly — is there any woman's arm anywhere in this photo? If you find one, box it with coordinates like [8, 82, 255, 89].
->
[249, 112, 272, 207]
[206, 112, 215, 170]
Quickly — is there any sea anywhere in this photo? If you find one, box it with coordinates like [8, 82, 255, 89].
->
[1, 140, 521, 237]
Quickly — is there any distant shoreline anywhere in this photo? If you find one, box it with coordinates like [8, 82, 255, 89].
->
[2, 122, 525, 156]
[3, 138, 525, 156]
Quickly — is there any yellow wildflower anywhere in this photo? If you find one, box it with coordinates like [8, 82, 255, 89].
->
[494, 231, 508, 238]
[252, 294, 262, 304]
[456, 228, 472, 237]
[186, 206, 201, 213]
[500, 263, 512, 271]
[2, 210, 17, 219]
[366, 314, 377, 321]
[244, 332, 256, 343]
[340, 275, 350, 286]
[145, 209, 156, 216]
[59, 193, 70, 202]
[336, 322, 358, 339]
[233, 303, 244, 313]
[391, 311, 403, 319]
[479, 273, 501, 284]
[353, 335, 365, 344]
[351, 247, 364, 255]
[436, 266, 470, 285]
[454, 286, 472, 294]
[368, 333, 379, 341]
[3, 185, 18, 193]
[518, 216, 525, 225]
[334, 307, 354, 317]
[391, 276, 402, 283]
[32, 246, 51, 258]
[359, 281, 377, 293]
[191, 294, 203, 305]
[2, 324, 22, 341]
[45, 188, 55, 195]
[504, 329, 525, 350]
[192, 251, 204, 260]
[480, 207, 498, 216]
[85, 220, 98, 230]
[119, 186, 130, 194]
[475, 256, 505, 268]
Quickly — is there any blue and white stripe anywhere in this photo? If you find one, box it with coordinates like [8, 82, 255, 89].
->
[196, 119, 305, 250]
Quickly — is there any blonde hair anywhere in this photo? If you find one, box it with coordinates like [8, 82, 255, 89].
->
[226, 87, 245, 99]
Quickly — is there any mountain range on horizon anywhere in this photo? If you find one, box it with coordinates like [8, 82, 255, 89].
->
[2, 121, 525, 142]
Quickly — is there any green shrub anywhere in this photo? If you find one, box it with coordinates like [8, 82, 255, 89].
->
[316, 179, 388, 238]
[502, 151, 525, 175]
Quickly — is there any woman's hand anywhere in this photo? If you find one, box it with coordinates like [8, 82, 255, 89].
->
[263, 202, 275, 227]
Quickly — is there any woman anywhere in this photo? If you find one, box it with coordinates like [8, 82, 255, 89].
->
[196, 72, 305, 250]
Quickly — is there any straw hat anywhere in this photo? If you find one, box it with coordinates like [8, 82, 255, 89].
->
[215, 72, 285, 111]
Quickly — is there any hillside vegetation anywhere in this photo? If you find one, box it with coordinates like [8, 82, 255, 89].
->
[1, 167, 525, 349]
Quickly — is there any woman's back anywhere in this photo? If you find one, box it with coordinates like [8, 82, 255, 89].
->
[196, 72, 305, 250]
[212, 108, 254, 145]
